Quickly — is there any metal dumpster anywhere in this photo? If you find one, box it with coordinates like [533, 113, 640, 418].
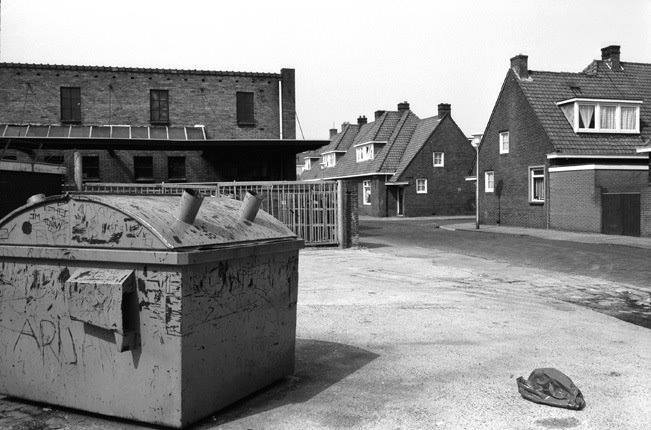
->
[0, 193, 302, 428]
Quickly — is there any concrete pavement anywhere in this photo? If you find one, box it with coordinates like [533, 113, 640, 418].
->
[1, 246, 649, 429]
[442, 222, 651, 250]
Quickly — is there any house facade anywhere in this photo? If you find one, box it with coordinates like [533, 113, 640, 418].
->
[301, 102, 475, 217]
[478, 46, 650, 236]
[0, 63, 325, 184]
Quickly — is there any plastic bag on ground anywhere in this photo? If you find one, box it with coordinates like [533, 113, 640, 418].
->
[516, 368, 586, 410]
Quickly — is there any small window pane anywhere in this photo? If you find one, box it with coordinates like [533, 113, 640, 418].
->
[236, 92, 255, 125]
[168, 156, 186, 181]
[82, 156, 100, 181]
[600, 106, 616, 129]
[134, 156, 154, 182]
[150, 90, 169, 125]
[621, 106, 636, 130]
[578, 105, 595, 129]
[362, 180, 371, 205]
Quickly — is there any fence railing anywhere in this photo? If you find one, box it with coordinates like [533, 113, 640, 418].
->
[75, 181, 340, 246]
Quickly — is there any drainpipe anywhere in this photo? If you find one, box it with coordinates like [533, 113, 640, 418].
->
[240, 191, 264, 222]
[177, 189, 204, 224]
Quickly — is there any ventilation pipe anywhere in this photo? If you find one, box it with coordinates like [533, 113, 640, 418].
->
[177, 189, 204, 224]
[240, 191, 264, 222]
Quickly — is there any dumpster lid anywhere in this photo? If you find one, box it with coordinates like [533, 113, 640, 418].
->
[0, 194, 297, 250]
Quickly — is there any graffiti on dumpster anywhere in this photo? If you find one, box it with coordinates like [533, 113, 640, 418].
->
[13, 316, 78, 365]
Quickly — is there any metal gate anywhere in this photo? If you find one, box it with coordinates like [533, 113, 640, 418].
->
[602, 193, 641, 237]
[78, 181, 340, 246]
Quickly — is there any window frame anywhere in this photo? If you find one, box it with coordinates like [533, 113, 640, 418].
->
[356, 144, 374, 162]
[416, 178, 428, 194]
[236, 91, 255, 126]
[484, 171, 494, 193]
[558, 99, 641, 134]
[499, 131, 509, 154]
[150, 89, 170, 125]
[362, 180, 372, 205]
[529, 166, 545, 204]
[323, 153, 336, 168]
[133, 155, 154, 182]
[60, 87, 81, 124]
[433, 152, 444, 167]
[81, 155, 100, 182]
[167, 156, 187, 182]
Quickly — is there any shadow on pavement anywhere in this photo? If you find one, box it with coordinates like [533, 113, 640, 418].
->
[195, 338, 379, 428]
[357, 241, 389, 249]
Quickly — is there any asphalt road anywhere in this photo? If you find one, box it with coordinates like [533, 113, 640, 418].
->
[358, 217, 651, 328]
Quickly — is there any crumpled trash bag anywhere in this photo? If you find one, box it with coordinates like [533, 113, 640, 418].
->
[517, 368, 586, 410]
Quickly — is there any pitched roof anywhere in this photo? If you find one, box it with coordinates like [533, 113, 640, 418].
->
[390, 116, 442, 181]
[515, 60, 651, 155]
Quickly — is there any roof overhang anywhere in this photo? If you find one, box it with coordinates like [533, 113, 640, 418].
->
[548, 164, 649, 173]
[547, 153, 647, 159]
[555, 98, 644, 106]
[465, 176, 477, 181]
[0, 137, 328, 152]
[385, 181, 409, 186]
[321, 150, 347, 155]
[636, 146, 651, 153]
[352, 140, 388, 148]
[323, 172, 394, 180]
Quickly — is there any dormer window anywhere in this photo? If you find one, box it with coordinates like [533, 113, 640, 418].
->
[557, 98, 641, 134]
[321, 152, 343, 168]
[356, 143, 374, 162]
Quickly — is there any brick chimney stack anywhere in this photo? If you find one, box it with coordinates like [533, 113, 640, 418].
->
[374, 110, 386, 119]
[437, 103, 451, 119]
[510, 54, 529, 80]
[329, 128, 338, 138]
[601, 45, 621, 70]
[397, 101, 410, 112]
[357, 115, 367, 125]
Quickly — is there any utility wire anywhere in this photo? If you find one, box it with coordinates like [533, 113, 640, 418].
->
[295, 111, 305, 139]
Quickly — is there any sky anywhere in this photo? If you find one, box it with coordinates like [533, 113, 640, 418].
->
[1, 0, 650, 140]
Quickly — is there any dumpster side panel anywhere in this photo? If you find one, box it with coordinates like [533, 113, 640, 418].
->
[180, 250, 299, 425]
[0, 258, 184, 428]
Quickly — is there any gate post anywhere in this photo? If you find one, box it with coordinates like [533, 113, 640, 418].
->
[337, 180, 348, 248]
[73, 151, 83, 191]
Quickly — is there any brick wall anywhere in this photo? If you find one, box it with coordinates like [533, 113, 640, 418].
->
[352, 176, 388, 217]
[0, 63, 294, 139]
[398, 116, 475, 216]
[549, 169, 647, 233]
[478, 71, 553, 227]
[549, 170, 600, 232]
[642, 185, 651, 237]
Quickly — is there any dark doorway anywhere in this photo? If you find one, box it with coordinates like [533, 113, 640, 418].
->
[396, 187, 404, 216]
[602, 193, 640, 237]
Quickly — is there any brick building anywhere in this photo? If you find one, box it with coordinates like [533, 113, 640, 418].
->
[477, 46, 650, 236]
[0, 63, 325, 185]
[300, 102, 475, 217]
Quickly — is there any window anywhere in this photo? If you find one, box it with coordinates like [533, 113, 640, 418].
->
[499, 131, 509, 154]
[82, 155, 99, 181]
[304, 159, 311, 170]
[134, 156, 154, 182]
[529, 167, 545, 203]
[558, 99, 641, 133]
[362, 180, 371, 205]
[60, 87, 81, 124]
[236, 91, 255, 126]
[485, 171, 494, 193]
[167, 156, 186, 181]
[433, 152, 444, 167]
[323, 153, 336, 168]
[356, 144, 374, 162]
[416, 179, 428, 194]
[150, 90, 169, 125]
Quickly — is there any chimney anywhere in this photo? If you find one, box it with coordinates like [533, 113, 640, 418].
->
[329, 128, 338, 138]
[397, 101, 410, 112]
[374, 110, 386, 119]
[437, 103, 451, 119]
[510, 54, 529, 80]
[601, 45, 621, 69]
[357, 115, 367, 125]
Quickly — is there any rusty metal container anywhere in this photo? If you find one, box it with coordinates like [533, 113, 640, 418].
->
[0, 193, 302, 428]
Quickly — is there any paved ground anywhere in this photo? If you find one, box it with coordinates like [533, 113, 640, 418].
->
[1, 219, 649, 429]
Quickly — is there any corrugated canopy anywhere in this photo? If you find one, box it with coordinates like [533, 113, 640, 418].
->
[0, 124, 207, 140]
[0, 194, 295, 251]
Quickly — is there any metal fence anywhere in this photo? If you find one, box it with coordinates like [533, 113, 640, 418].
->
[77, 181, 340, 246]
